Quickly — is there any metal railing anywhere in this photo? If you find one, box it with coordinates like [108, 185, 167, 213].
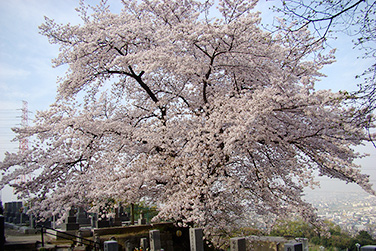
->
[37, 224, 100, 250]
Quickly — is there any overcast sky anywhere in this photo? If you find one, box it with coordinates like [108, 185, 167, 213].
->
[0, 0, 375, 202]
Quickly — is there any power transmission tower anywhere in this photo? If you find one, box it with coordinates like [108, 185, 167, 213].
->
[19, 100, 29, 154]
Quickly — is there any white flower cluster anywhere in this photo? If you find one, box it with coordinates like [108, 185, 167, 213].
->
[1, 0, 374, 246]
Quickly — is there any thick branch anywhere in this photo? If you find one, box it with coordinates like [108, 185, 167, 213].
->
[105, 67, 166, 122]
[194, 43, 222, 104]
[128, 66, 159, 103]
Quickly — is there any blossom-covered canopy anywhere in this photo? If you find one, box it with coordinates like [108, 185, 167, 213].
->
[1, 0, 374, 243]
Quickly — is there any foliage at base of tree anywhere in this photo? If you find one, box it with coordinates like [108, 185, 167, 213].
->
[270, 218, 318, 239]
[270, 219, 376, 250]
[349, 231, 376, 250]
[314, 229, 376, 250]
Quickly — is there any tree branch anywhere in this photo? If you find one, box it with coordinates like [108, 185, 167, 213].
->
[105, 67, 166, 122]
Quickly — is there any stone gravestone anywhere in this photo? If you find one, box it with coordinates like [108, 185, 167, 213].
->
[104, 240, 118, 251]
[138, 210, 147, 225]
[140, 238, 148, 250]
[295, 238, 308, 251]
[20, 206, 28, 224]
[5, 202, 15, 223]
[189, 228, 204, 251]
[5, 202, 14, 222]
[5, 202, 14, 223]
[89, 213, 98, 228]
[150, 229, 161, 251]
[4, 203, 10, 222]
[111, 207, 122, 227]
[12, 201, 23, 224]
[90, 213, 97, 228]
[230, 237, 246, 251]
[284, 242, 303, 251]
[119, 206, 130, 221]
[76, 207, 90, 226]
[51, 214, 59, 229]
[29, 214, 36, 228]
[61, 209, 79, 231]
[96, 215, 110, 228]
[0, 215, 5, 250]
[3, 202, 17, 223]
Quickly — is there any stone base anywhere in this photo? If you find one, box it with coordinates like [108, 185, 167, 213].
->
[61, 222, 79, 231]
[79, 227, 93, 238]
[95, 220, 110, 228]
[112, 219, 122, 227]
[20, 226, 37, 234]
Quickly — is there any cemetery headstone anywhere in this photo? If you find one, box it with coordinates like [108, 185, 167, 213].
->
[6, 202, 14, 223]
[11, 201, 23, 224]
[230, 237, 246, 251]
[51, 214, 58, 229]
[61, 209, 79, 231]
[0, 215, 4, 250]
[140, 238, 148, 250]
[295, 238, 308, 251]
[4, 203, 9, 222]
[96, 215, 110, 228]
[130, 204, 135, 225]
[104, 240, 118, 251]
[138, 210, 147, 225]
[90, 213, 97, 228]
[284, 242, 303, 251]
[150, 229, 161, 251]
[119, 206, 130, 221]
[20, 206, 28, 224]
[189, 228, 204, 251]
[29, 214, 36, 228]
[76, 207, 90, 226]
[111, 207, 122, 227]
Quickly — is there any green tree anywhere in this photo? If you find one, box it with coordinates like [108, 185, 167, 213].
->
[349, 230, 376, 250]
[270, 220, 375, 251]
[270, 219, 317, 239]
[317, 223, 352, 250]
[328, 233, 352, 250]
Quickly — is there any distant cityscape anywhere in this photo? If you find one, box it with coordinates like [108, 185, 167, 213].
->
[306, 192, 376, 238]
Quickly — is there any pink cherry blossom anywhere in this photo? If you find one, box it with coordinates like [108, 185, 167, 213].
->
[1, 0, 374, 246]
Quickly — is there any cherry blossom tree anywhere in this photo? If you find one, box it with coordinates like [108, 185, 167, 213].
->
[272, 0, 376, 124]
[1, 0, 375, 245]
